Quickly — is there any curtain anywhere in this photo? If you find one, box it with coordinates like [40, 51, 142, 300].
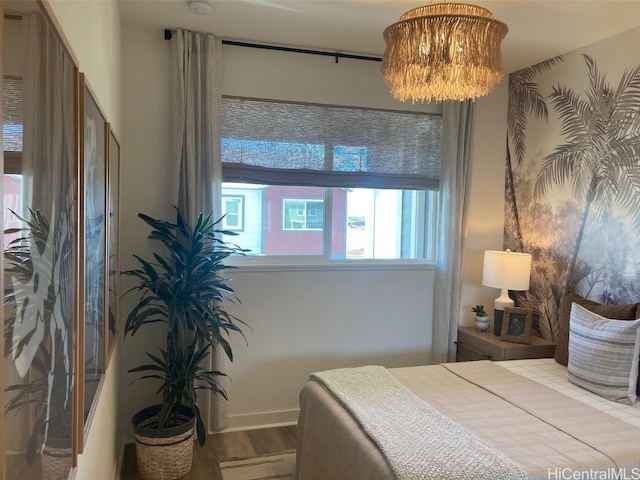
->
[170, 29, 226, 430]
[431, 101, 474, 363]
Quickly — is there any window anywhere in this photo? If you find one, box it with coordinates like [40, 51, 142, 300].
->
[221, 97, 441, 262]
[283, 198, 323, 231]
[222, 195, 244, 231]
[3, 77, 24, 247]
[3, 77, 24, 153]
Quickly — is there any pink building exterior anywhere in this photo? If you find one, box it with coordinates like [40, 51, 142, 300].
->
[263, 186, 347, 257]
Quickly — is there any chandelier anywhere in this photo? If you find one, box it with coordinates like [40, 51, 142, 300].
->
[381, 2, 508, 103]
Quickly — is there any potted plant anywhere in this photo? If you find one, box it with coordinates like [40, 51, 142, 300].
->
[471, 305, 490, 332]
[123, 208, 248, 480]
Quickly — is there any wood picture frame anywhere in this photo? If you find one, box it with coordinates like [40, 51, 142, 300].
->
[105, 125, 120, 365]
[3, 4, 81, 475]
[77, 72, 107, 452]
[501, 307, 533, 344]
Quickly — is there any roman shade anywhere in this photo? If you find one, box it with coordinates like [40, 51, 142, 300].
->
[221, 97, 442, 190]
[3, 77, 23, 152]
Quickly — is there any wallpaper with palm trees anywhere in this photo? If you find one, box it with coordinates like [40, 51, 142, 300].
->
[504, 28, 640, 341]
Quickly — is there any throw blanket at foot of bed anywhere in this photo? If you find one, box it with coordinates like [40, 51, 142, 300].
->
[311, 366, 529, 480]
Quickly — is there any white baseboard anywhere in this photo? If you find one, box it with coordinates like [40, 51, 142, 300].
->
[222, 408, 299, 432]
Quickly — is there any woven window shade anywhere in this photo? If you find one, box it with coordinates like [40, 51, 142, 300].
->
[3, 77, 23, 152]
[221, 97, 442, 190]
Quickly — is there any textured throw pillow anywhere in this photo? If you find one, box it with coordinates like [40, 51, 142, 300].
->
[567, 303, 640, 405]
[554, 290, 640, 366]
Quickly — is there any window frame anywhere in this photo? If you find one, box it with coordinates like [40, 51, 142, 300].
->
[222, 186, 439, 268]
[220, 96, 441, 268]
[221, 194, 244, 232]
[282, 197, 324, 232]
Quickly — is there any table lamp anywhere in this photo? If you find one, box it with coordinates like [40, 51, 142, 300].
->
[482, 250, 532, 336]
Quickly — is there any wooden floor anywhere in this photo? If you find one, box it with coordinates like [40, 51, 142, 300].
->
[120, 425, 297, 480]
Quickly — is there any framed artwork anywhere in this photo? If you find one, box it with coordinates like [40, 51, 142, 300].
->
[501, 307, 533, 344]
[78, 73, 107, 450]
[3, 4, 81, 476]
[105, 126, 121, 363]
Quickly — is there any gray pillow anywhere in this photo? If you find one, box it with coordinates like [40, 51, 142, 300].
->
[568, 303, 640, 405]
[555, 290, 640, 366]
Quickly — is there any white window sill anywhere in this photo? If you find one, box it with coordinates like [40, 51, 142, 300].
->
[227, 256, 437, 273]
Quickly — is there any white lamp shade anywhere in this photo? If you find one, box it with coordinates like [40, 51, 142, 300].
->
[482, 250, 532, 290]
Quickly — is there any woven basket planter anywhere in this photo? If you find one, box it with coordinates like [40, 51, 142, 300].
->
[41, 443, 72, 480]
[40, 425, 72, 480]
[132, 404, 195, 480]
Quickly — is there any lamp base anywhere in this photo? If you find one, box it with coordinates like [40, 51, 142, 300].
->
[493, 309, 504, 336]
[493, 289, 514, 336]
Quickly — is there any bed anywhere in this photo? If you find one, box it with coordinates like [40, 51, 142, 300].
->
[296, 296, 640, 480]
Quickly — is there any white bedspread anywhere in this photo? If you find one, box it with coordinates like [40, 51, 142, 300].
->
[311, 365, 529, 480]
[498, 359, 640, 427]
[298, 360, 640, 480]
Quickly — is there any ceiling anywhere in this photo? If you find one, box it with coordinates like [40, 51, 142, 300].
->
[118, 0, 640, 73]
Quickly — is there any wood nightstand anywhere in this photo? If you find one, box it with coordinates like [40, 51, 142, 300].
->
[456, 326, 556, 362]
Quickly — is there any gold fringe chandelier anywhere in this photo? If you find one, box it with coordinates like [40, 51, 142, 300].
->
[381, 2, 508, 103]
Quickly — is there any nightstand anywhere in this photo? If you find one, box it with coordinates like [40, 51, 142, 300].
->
[456, 326, 556, 361]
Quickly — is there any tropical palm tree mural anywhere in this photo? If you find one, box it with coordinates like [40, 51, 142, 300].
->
[505, 50, 640, 342]
[506, 57, 562, 252]
[505, 57, 562, 339]
[534, 55, 640, 295]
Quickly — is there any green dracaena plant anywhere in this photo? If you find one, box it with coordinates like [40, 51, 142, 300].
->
[123, 208, 249, 445]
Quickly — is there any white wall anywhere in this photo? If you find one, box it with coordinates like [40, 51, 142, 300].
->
[225, 266, 435, 429]
[46, 1, 121, 479]
[48, 0, 121, 131]
[459, 83, 509, 327]
[119, 23, 175, 440]
[119, 22, 439, 437]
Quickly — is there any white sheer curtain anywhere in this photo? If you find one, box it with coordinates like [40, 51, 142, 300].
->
[432, 101, 474, 364]
[170, 29, 222, 220]
[170, 29, 226, 431]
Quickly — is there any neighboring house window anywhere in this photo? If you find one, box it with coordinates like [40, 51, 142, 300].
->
[283, 198, 323, 231]
[222, 195, 244, 231]
[221, 97, 441, 262]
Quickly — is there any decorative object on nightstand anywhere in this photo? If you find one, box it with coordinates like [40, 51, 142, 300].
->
[456, 327, 555, 362]
[482, 249, 532, 336]
[500, 307, 533, 344]
[471, 305, 490, 332]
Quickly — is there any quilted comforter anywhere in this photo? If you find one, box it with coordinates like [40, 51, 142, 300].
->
[296, 360, 640, 480]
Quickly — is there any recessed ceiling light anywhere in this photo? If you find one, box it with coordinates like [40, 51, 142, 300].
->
[187, 0, 213, 15]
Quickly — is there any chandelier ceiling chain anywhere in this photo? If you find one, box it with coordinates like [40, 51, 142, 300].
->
[381, 2, 508, 103]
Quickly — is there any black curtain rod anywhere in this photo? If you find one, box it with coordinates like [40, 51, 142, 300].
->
[164, 29, 381, 64]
